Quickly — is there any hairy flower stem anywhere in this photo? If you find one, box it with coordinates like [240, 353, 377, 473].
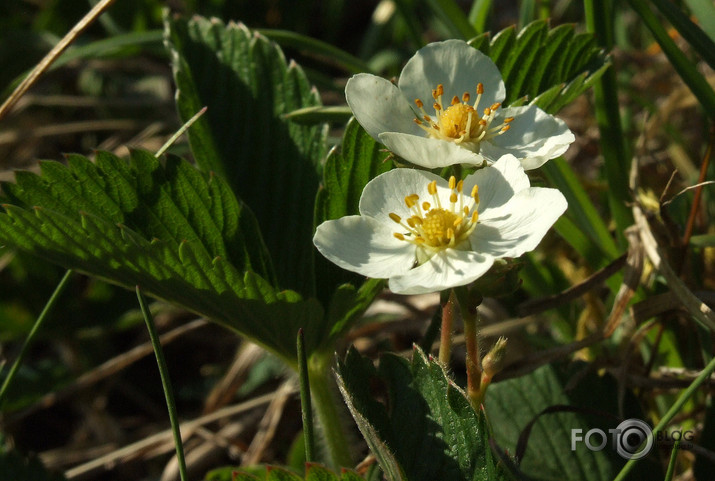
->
[454, 287, 483, 409]
[438, 290, 456, 366]
[308, 354, 353, 468]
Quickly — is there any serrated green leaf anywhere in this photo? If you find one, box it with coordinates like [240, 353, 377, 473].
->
[469, 20, 608, 113]
[485, 363, 662, 481]
[305, 463, 341, 481]
[315, 119, 393, 224]
[267, 466, 305, 481]
[317, 279, 385, 354]
[339, 469, 365, 481]
[0, 151, 323, 365]
[336, 346, 508, 481]
[498, 21, 547, 105]
[166, 14, 327, 293]
[312, 119, 392, 337]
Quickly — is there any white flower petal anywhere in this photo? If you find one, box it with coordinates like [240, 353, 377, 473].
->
[470, 187, 567, 258]
[345, 74, 422, 140]
[359, 168, 443, 220]
[313, 215, 416, 278]
[463, 155, 530, 213]
[379, 132, 483, 168]
[399, 40, 505, 110]
[388, 249, 494, 295]
[480, 105, 575, 169]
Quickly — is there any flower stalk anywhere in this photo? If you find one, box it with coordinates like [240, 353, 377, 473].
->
[308, 354, 353, 468]
[438, 290, 457, 366]
[454, 286, 483, 409]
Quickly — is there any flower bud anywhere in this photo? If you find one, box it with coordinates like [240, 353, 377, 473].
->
[481, 337, 508, 378]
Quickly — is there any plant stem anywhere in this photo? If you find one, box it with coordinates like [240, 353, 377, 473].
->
[0, 269, 73, 406]
[136, 287, 188, 481]
[682, 125, 713, 246]
[308, 354, 353, 468]
[454, 287, 482, 408]
[297, 329, 315, 463]
[438, 290, 456, 366]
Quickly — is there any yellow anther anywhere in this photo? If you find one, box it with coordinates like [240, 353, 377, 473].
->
[451, 95, 460, 106]
[405, 194, 419, 208]
[501, 125, 511, 133]
[476, 83, 484, 94]
[450, 193, 458, 203]
[422, 202, 431, 211]
[415, 99, 424, 108]
[490, 102, 501, 110]
[504, 117, 514, 123]
[463, 206, 469, 215]
[448, 176, 456, 189]
[412, 216, 423, 226]
[423, 115, 432, 123]
[453, 217, 463, 227]
[428, 180, 438, 195]
[436, 84, 444, 96]
[471, 211, 479, 223]
[415, 237, 426, 244]
[413, 118, 423, 125]
[433, 103, 442, 111]
[456, 179, 464, 193]
[471, 185, 479, 203]
[447, 228, 454, 239]
[394, 232, 405, 240]
[483, 107, 491, 116]
[479, 119, 487, 126]
[462, 92, 470, 103]
[389, 213, 402, 223]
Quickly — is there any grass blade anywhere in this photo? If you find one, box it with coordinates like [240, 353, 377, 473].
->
[136, 286, 188, 481]
[649, 0, 715, 70]
[0, 270, 74, 406]
[584, 0, 634, 245]
[627, 0, 715, 119]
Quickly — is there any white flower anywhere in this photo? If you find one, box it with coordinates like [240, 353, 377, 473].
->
[313, 155, 567, 294]
[345, 39, 575, 170]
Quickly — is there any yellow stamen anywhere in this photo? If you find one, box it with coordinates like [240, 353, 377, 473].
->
[428, 180, 437, 195]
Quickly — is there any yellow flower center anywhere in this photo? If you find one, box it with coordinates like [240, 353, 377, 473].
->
[412, 83, 513, 152]
[389, 176, 480, 263]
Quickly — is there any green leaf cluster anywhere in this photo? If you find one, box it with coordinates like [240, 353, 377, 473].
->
[166, 14, 327, 293]
[0, 17, 391, 366]
[336, 346, 508, 481]
[469, 19, 610, 112]
[0, 151, 318, 363]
